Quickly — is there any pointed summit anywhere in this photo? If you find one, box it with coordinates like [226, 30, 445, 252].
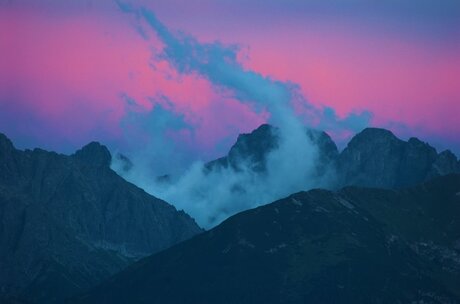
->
[0, 132, 14, 154]
[1, 135, 202, 303]
[337, 127, 449, 188]
[347, 127, 399, 147]
[73, 141, 112, 167]
[0, 133, 17, 182]
[205, 124, 279, 172]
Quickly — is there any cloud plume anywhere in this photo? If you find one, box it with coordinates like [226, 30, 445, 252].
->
[112, 5, 357, 227]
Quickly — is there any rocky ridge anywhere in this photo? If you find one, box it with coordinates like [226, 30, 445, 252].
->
[72, 174, 460, 304]
[0, 134, 202, 303]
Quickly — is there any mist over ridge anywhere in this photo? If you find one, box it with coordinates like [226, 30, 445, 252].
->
[112, 121, 460, 228]
[1, 1, 460, 303]
[108, 4, 366, 228]
[108, 5, 459, 229]
[112, 124, 336, 228]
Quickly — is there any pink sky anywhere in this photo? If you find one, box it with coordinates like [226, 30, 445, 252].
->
[0, 0, 459, 156]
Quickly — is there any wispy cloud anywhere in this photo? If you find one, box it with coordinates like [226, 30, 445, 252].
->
[113, 3, 370, 227]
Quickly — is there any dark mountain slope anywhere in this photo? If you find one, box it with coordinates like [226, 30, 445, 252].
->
[73, 174, 460, 304]
[0, 133, 202, 303]
[340, 174, 460, 294]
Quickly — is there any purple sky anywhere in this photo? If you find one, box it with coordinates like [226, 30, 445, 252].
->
[1, 0, 459, 159]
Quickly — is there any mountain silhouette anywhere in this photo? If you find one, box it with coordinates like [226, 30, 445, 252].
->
[72, 174, 460, 303]
[0, 133, 201, 303]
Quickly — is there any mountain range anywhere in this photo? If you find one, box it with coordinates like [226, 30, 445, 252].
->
[205, 124, 460, 189]
[73, 174, 460, 303]
[0, 134, 201, 303]
[1, 124, 460, 303]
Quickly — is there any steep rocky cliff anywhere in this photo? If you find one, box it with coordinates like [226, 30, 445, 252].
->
[205, 124, 339, 176]
[205, 125, 459, 189]
[337, 128, 460, 188]
[0, 133, 202, 303]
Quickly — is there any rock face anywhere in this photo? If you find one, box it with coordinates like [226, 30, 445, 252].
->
[205, 124, 339, 176]
[205, 124, 280, 172]
[3, 125, 458, 303]
[206, 125, 459, 189]
[73, 142, 112, 167]
[429, 150, 460, 178]
[73, 174, 460, 304]
[0, 134, 202, 303]
[337, 128, 447, 188]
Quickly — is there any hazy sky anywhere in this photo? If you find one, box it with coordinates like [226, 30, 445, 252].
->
[1, 0, 459, 159]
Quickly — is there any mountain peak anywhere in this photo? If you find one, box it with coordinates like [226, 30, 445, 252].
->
[1, 136, 202, 303]
[73, 141, 112, 167]
[354, 127, 398, 142]
[306, 129, 339, 160]
[251, 123, 273, 134]
[232, 124, 278, 152]
[226, 124, 279, 172]
[338, 127, 456, 188]
[0, 133, 14, 153]
[430, 149, 460, 176]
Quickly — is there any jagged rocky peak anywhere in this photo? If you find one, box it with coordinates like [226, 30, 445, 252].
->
[73, 141, 112, 167]
[337, 127, 458, 188]
[231, 124, 339, 161]
[0, 133, 20, 182]
[205, 124, 459, 189]
[430, 149, 460, 176]
[407, 137, 438, 156]
[0, 132, 14, 154]
[206, 124, 339, 173]
[0, 134, 202, 303]
[305, 129, 339, 161]
[228, 124, 279, 169]
[205, 124, 279, 172]
[229, 124, 278, 157]
[0, 133, 16, 183]
[347, 127, 400, 147]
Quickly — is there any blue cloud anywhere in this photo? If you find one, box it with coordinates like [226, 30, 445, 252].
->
[140, 8, 291, 114]
[320, 107, 372, 132]
[118, 2, 373, 138]
[117, 97, 198, 176]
